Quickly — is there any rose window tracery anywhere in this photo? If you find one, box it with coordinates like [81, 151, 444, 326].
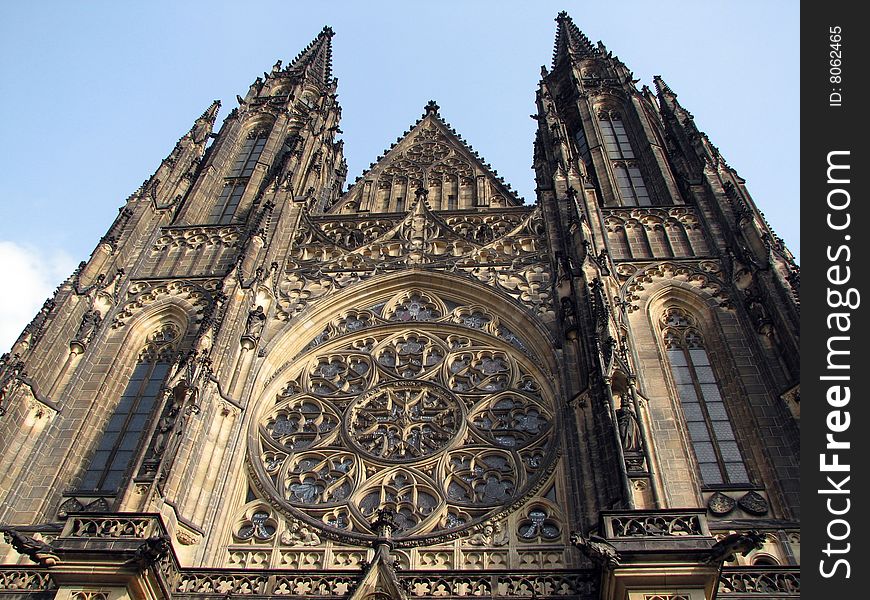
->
[347, 382, 462, 462]
[250, 289, 558, 543]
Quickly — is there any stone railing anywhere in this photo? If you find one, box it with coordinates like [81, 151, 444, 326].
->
[718, 567, 800, 596]
[61, 513, 163, 539]
[166, 570, 597, 599]
[0, 569, 56, 594]
[601, 510, 709, 538]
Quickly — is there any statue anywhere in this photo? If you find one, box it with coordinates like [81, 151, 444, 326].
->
[616, 401, 642, 452]
[73, 309, 102, 345]
[244, 305, 266, 340]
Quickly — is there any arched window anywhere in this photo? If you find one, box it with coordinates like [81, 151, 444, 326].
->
[661, 307, 750, 486]
[598, 110, 651, 206]
[207, 127, 269, 224]
[79, 324, 179, 493]
[229, 128, 269, 178]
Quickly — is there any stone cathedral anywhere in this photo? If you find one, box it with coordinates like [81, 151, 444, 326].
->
[0, 13, 800, 600]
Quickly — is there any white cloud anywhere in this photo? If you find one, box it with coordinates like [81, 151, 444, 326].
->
[0, 241, 77, 354]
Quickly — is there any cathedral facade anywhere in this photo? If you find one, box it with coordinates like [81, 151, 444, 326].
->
[0, 13, 800, 600]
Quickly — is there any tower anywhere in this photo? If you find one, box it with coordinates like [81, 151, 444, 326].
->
[0, 14, 799, 600]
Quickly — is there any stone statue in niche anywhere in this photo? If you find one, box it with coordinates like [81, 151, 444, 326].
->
[73, 309, 102, 346]
[244, 306, 266, 340]
[616, 399, 642, 453]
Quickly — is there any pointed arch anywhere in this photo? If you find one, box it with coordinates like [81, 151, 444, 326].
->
[74, 302, 195, 495]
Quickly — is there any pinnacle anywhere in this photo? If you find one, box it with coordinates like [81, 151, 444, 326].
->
[552, 11, 596, 69]
[653, 75, 675, 97]
[285, 25, 335, 86]
[199, 100, 221, 123]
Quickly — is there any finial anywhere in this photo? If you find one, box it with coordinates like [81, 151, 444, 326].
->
[556, 10, 569, 20]
[321, 25, 335, 37]
[424, 100, 440, 116]
[372, 507, 397, 540]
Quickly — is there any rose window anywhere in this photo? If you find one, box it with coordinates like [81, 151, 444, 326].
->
[250, 296, 558, 543]
[347, 381, 462, 461]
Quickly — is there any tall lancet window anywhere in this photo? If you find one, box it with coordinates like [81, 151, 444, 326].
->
[598, 110, 651, 206]
[230, 128, 269, 178]
[661, 307, 750, 486]
[208, 182, 246, 225]
[208, 127, 269, 224]
[79, 324, 179, 493]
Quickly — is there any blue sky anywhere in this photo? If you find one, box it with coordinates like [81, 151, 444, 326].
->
[0, 1, 799, 351]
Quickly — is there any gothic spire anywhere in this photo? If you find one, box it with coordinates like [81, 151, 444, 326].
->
[552, 11, 596, 69]
[286, 25, 335, 86]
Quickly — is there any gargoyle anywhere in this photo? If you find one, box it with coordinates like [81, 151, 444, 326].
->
[705, 530, 766, 564]
[1, 527, 59, 566]
[125, 534, 171, 569]
[570, 531, 621, 569]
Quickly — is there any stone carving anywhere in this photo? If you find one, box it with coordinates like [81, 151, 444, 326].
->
[618, 260, 730, 311]
[608, 513, 703, 537]
[68, 516, 157, 539]
[280, 520, 321, 547]
[737, 490, 769, 516]
[0, 570, 56, 592]
[706, 530, 766, 564]
[0, 527, 60, 566]
[616, 403, 642, 453]
[718, 568, 800, 595]
[707, 491, 736, 516]
[73, 309, 102, 347]
[236, 510, 278, 542]
[244, 305, 267, 340]
[250, 317, 558, 542]
[468, 521, 509, 546]
[153, 225, 242, 251]
[112, 279, 220, 328]
[570, 531, 620, 569]
[126, 534, 172, 568]
[277, 205, 554, 322]
[347, 382, 462, 461]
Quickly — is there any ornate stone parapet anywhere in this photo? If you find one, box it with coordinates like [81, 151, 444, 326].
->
[0, 568, 56, 594]
[60, 514, 163, 541]
[601, 509, 710, 539]
[718, 567, 800, 596]
[169, 569, 598, 598]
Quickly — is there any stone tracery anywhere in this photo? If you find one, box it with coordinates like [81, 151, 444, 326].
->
[249, 288, 559, 542]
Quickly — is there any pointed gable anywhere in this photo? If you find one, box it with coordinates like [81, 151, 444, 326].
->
[327, 101, 524, 214]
